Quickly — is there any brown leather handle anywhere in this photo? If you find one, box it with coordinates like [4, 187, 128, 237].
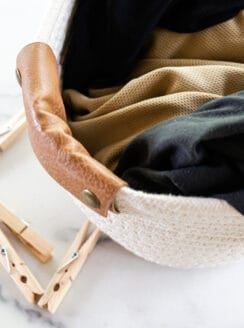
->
[16, 42, 126, 216]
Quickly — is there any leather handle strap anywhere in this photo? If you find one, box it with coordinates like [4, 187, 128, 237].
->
[16, 42, 127, 216]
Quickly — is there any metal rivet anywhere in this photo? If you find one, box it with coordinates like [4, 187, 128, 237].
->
[81, 189, 101, 209]
[15, 68, 22, 87]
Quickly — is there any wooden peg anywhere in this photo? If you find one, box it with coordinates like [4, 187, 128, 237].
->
[0, 202, 53, 263]
[0, 110, 26, 151]
[38, 221, 102, 313]
[0, 228, 44, 303]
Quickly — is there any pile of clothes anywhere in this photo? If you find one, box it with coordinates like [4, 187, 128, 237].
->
[63, 0, 244, 90]
[62, 2, 244, 213]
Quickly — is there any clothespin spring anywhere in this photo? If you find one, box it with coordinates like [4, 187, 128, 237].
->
[57, 251, 79, 273]
[0, 246, 11, 273]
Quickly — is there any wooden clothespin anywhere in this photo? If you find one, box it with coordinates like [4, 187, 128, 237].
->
[38, 221, 102, 313]
[0, 110, 26, 151]
[0, 202, 53, 263]
[0, 228, 44, 303]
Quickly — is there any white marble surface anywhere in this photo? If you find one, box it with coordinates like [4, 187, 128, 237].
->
[2, 134, 244, 328]
[2, 1, 244, 327]
[0, 0, 51, 125]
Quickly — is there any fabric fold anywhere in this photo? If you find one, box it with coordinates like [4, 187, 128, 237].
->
[115, 92, 244, 213]
[62, 1, 244, 90]
[63, 11, 244, 171]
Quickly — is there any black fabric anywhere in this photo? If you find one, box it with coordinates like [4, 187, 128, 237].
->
[63, 0, 244, 91]
[115, 92, 244, 214]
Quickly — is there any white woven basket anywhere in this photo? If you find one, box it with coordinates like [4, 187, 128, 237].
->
[34, 0, 244, 268]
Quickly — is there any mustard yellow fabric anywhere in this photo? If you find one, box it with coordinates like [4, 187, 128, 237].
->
[63, 11, 244, 171]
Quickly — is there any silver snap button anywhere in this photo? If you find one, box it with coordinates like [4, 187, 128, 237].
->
[81, 189, 101, 209]
[15, 68, 22, 87]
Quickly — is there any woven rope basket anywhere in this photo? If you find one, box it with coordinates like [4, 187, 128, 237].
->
[17, 0, 244, 268]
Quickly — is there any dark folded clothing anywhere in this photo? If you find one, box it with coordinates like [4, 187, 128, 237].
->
[115, 92, 244, 214]
[63, 0, 244, 91]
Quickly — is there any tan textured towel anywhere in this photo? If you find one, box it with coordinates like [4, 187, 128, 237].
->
[63, 11, 244, 171]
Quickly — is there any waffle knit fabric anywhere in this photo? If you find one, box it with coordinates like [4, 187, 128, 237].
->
[63, 11, 244, 171]
[115, 92, 244, 214]
[62, 0, 244, 90]
[36, 1, 244, 267]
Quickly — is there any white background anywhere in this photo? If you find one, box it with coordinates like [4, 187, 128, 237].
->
[0, 0, 51, 124]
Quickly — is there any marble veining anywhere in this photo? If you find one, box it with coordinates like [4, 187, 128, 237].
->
[2, 1, 244, 327]
[3, 131, 244, 327]
[0, 286, 66, 328]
